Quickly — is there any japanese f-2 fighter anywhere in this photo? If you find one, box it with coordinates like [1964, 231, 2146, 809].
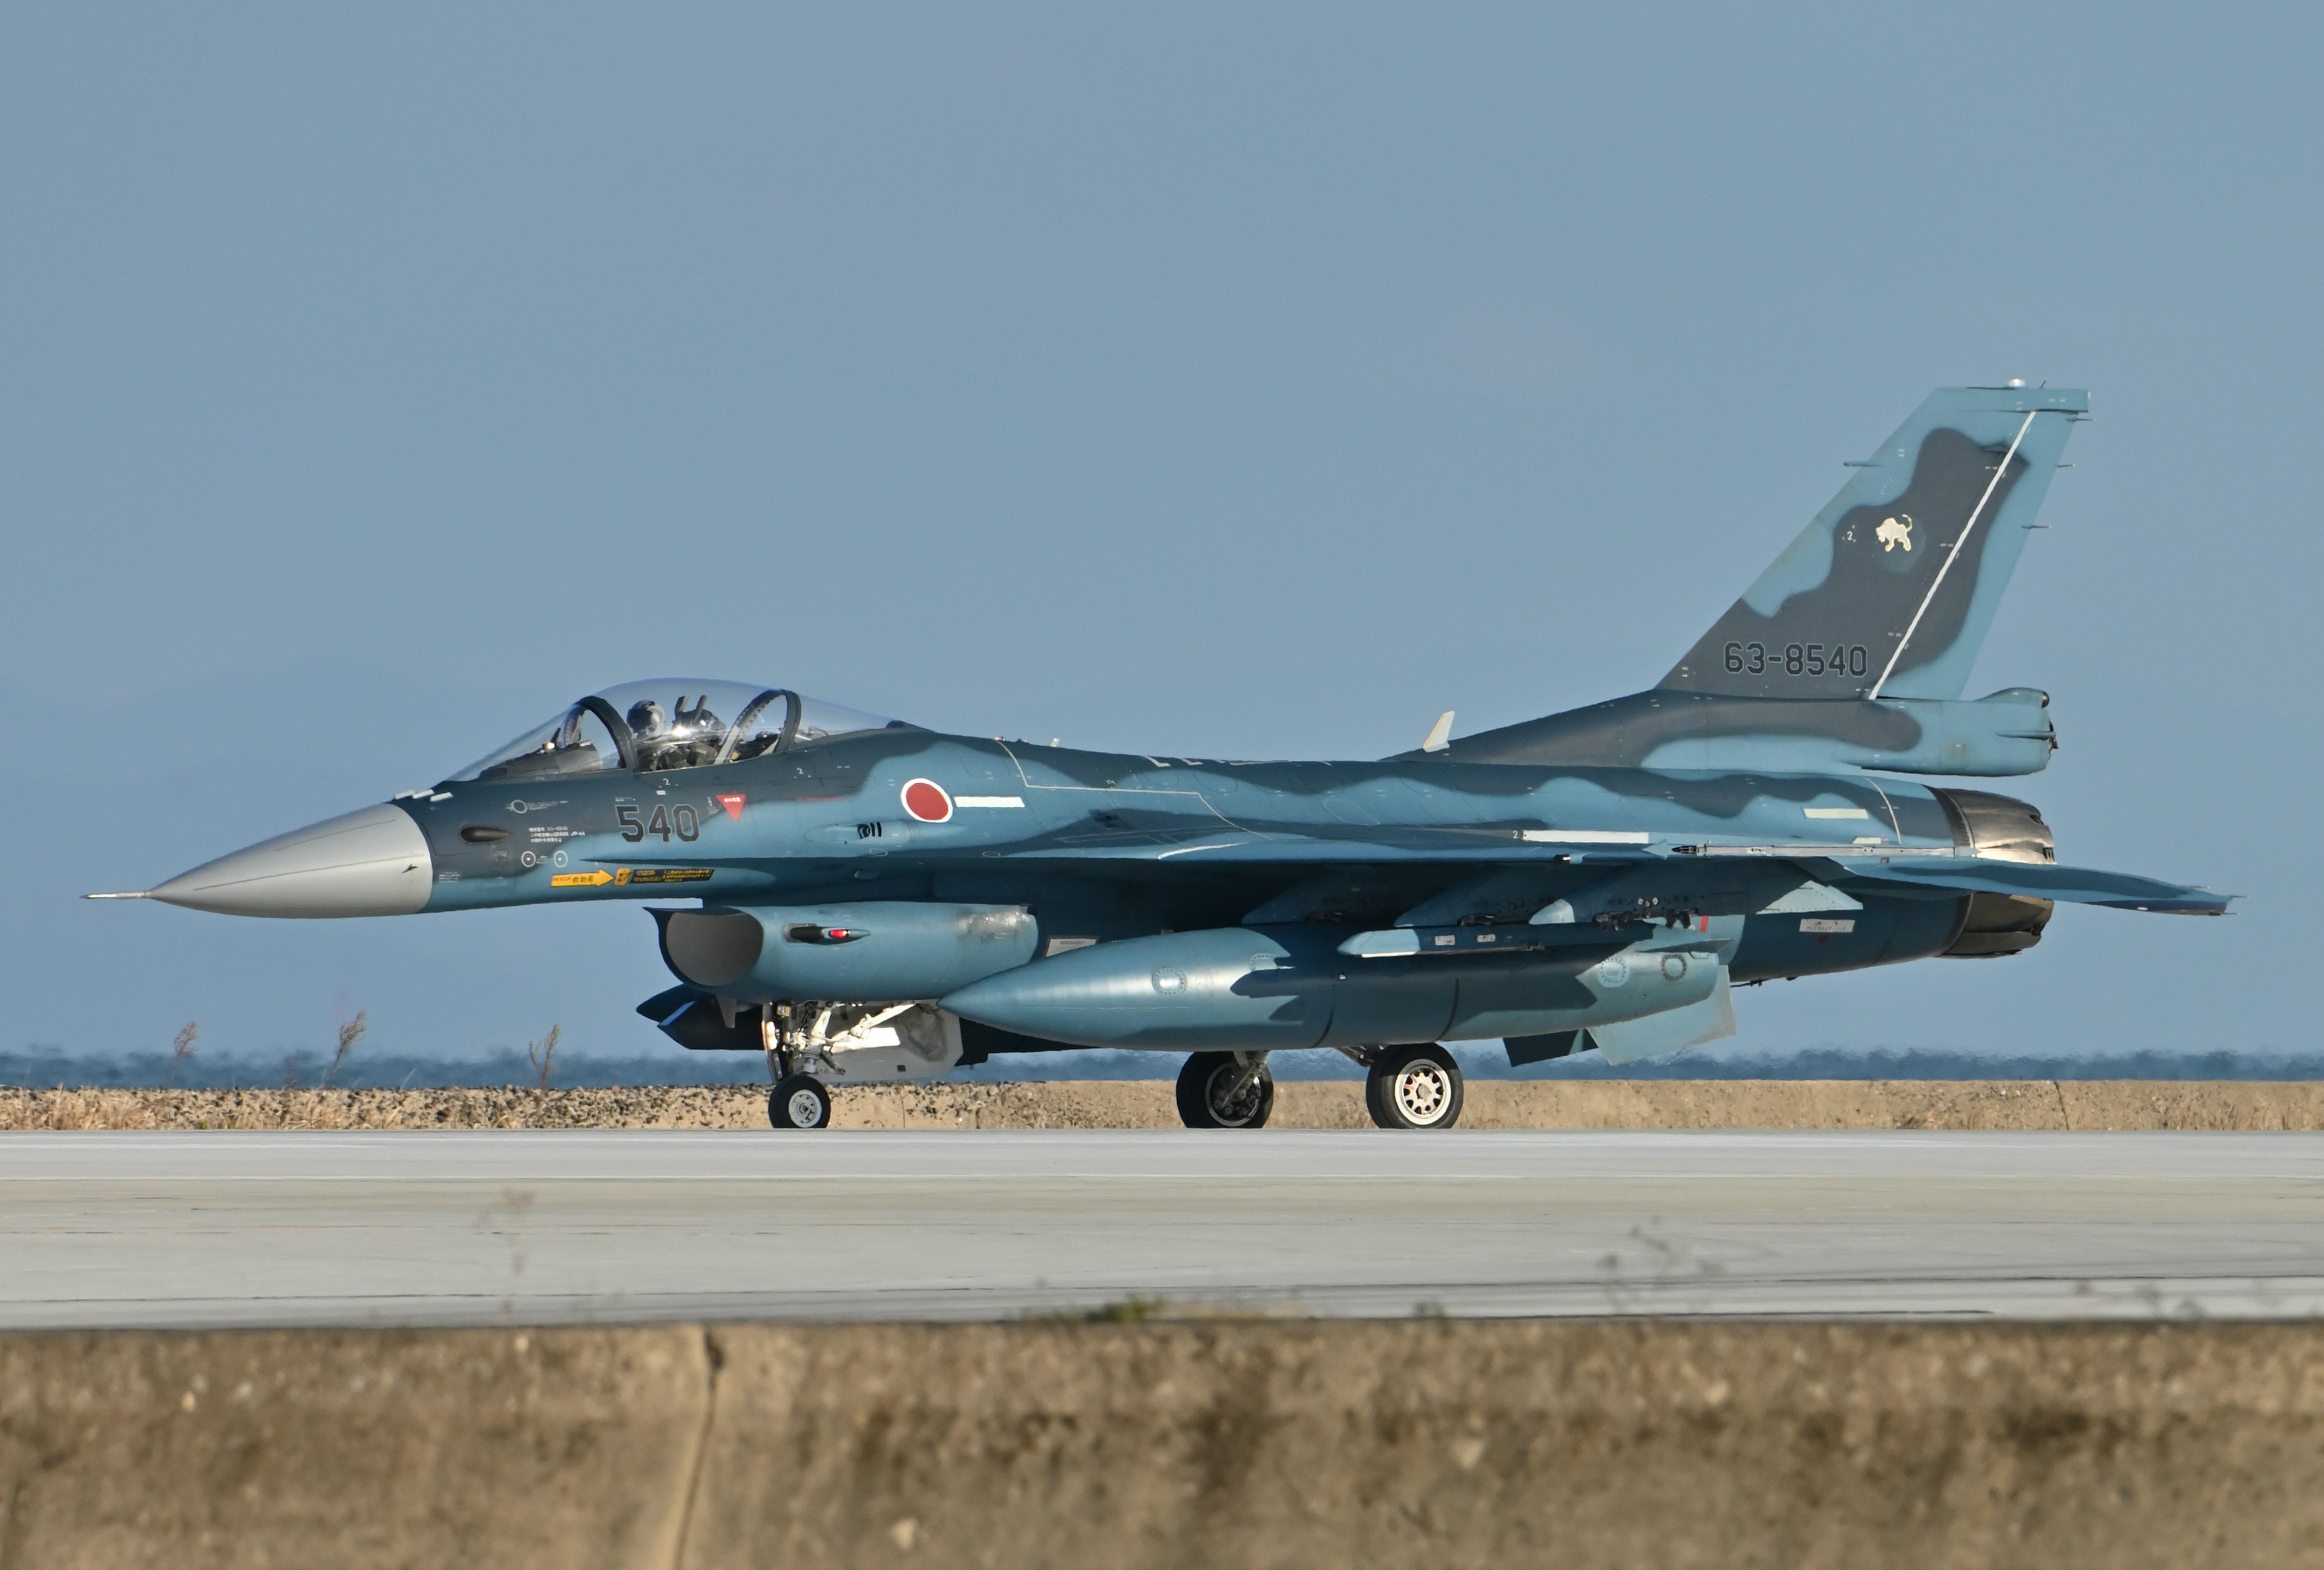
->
[98, 385, 2228, 1130]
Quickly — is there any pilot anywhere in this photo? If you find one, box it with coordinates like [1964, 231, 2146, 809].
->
[669, 695, 726, 768]
[628, 698, 681, 772]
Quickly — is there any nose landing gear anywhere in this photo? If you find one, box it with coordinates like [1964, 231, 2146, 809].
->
[769, 1074, 833, 1129]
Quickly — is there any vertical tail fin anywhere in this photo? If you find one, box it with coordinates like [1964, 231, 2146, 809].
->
[1660, 386, 2086, 701]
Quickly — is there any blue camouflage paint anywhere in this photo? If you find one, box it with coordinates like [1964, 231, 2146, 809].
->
[114, 386, 2227, 1082]
[1661, 386, 2086, 702]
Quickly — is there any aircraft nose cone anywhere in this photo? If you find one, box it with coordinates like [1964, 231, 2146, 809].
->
[147, 803, 434, 918]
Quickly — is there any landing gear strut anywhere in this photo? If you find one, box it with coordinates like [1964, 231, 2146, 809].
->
[1175, 1051, 1275, 1129]
[1365, 1044, 1463, 1130]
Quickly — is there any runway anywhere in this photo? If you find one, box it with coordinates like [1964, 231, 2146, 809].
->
[4, 1130, 2323, 1328]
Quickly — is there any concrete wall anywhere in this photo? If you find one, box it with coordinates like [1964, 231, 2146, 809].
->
[9, 1080, 2324, 1131]
[5, 1321, 2324, 1569]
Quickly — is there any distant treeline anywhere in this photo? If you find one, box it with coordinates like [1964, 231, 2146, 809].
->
[6, 1042, 2322, 1088]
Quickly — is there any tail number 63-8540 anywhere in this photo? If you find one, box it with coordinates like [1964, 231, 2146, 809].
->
[1724, 641, 1870, 678]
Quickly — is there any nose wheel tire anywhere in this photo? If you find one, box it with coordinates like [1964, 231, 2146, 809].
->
[1366, 1045, 1463, 1130]
[1175, 1051, 1275, 1129]
[769, 1074, 833, 1130]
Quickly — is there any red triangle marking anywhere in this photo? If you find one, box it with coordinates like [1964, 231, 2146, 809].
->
[715, 794, 746, 821]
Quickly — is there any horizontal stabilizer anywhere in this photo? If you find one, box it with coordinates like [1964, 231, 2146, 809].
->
[1825, 856, 2232, 915]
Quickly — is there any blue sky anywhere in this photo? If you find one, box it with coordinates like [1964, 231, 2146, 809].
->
[4, 5, 2314, 1065]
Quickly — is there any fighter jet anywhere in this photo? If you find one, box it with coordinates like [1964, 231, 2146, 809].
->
[95, 384, 2228, 1130]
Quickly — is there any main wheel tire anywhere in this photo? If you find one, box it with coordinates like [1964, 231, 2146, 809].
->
[1174, 1051, 1276, 1129]
[768, 1074, 833, 1130]
[1365, 1044, 1463, 1130]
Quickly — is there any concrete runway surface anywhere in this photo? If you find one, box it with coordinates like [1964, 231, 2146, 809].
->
[4, 1130, 2323, 1328]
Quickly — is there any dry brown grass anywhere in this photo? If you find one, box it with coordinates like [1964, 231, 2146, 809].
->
[7, 1080, 2324, 1132]
[13, 1320, 2324, 1568]
[0, 1086, 764, 1131]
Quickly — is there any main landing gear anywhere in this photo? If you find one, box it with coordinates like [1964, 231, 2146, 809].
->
[1175, 1051, 1276, 1129]
[1170, 1045, 1466, 1131]
[1364, 1044, 1464, 1131]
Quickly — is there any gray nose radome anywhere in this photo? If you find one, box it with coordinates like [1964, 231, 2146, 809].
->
[142, 804, 434, 918]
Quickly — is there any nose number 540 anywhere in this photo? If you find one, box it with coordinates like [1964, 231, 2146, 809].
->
[618, 803, 700, 843]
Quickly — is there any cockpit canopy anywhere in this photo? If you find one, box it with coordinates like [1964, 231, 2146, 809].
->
[447, 678, 905, 784]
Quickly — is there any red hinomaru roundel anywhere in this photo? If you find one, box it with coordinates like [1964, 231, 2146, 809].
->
[900, 778, 953, 823]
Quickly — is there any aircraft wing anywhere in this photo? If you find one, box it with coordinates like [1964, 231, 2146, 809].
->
[988, 831, 2232, 915]
[1817, 855, 2233, 915]
[678, 812, 2230, 915]
[988, 824, 1653, 864]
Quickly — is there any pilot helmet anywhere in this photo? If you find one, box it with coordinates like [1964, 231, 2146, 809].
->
[626, 699, 667, 736]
